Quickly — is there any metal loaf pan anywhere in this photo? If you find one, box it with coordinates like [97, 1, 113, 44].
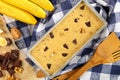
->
[27, 0, 107, 78]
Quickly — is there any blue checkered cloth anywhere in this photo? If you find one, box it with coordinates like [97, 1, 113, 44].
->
[3, 0, 120, 80]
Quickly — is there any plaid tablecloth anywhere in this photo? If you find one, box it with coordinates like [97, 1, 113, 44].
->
[2, 0, 120, 80]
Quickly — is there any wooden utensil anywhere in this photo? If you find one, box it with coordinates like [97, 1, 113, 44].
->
[52, 32, 120, 80]
[68, 32, 120, 80]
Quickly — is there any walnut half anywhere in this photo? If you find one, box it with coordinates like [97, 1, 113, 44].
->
[14, 67, 24, 73]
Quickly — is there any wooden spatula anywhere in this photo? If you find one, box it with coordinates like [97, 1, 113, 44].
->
[52, 32, 120, 80]
[68, 32, 120, 80]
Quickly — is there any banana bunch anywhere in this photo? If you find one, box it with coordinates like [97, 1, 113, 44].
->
[0, 0, 54, 24]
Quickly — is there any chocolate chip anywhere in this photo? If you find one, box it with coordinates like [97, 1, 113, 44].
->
[63, 44, 69, 49]
[6, 38, 12, 45]
[44, 46, 48, 52]
[13, 60, 22, 67]
[49, 32, 54, 39]
[47, 64, 51, 69]
[80, 5, 85, 10]
[64, 28, 69, 31]
[72, 39, 77, 45]
[10, 50, 19, 61]
[74, 18, 79, 23]
[0, 71, 3, 77]
[85, 21, 91, 27]
[62, 53, 68, 57]
[7, 67, 15, 76]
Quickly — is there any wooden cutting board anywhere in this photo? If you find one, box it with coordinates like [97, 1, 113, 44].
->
[0, 16, 40, 80]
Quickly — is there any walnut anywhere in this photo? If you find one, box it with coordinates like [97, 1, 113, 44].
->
[7, 75, 16, 80]
[10, 27, 21, 40]
[14, 67, 23, 73]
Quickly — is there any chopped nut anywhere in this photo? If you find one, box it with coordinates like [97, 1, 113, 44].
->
[80, 28, 85, 34]
[80, 14, 83, 17]
[7, 75, 16, 80]
[14, 67, 24, 73]
[10, 27, 21, 40]
[36, 70, 46, 78]
[59, 32, 64, 36]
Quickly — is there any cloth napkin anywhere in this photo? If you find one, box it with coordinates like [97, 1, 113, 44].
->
[2, 0, 120, 80]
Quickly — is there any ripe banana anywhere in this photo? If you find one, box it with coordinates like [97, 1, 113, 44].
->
[2, 0, 46, 18]
[0, 37, 7, 47]
[29, 0, 54, 11]
[0, 1, 37, 24]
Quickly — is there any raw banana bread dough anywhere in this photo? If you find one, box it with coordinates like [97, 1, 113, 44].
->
[0, 16, 40, 80]
[30, 1, 104, 75]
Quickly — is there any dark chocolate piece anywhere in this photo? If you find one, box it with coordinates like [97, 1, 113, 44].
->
[1, 59, 9, 70]
[63, 44, 69, 49]
[85, 21, 91, 27]
[4, 52, 11, 60]
[74, 18, 79, 23]
[49, 32, 54, 39]
[72, 39, 77, 45]
[47, 64, 51, 69]
[7, 67, 15, 76]
[0, 55, 4, 62]
[1, 66, 8, 70]
[10, 50, 19, 61]
[64, 28, 69, 31]
[80, 5, 85, 10]
[44, 46, 48, 52]
[62, 53, 68, 57]
[6, 38, 12, 45]
[0, 71, 3, 77]
[13, 60, 22, 67]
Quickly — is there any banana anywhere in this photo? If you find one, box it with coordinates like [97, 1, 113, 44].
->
[0, 29, 3, 34]
[0, 37, 7, 47]
[29, 0, 54, 11]
[0, 1, 37, 24]
[2, 0, 46, 18]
